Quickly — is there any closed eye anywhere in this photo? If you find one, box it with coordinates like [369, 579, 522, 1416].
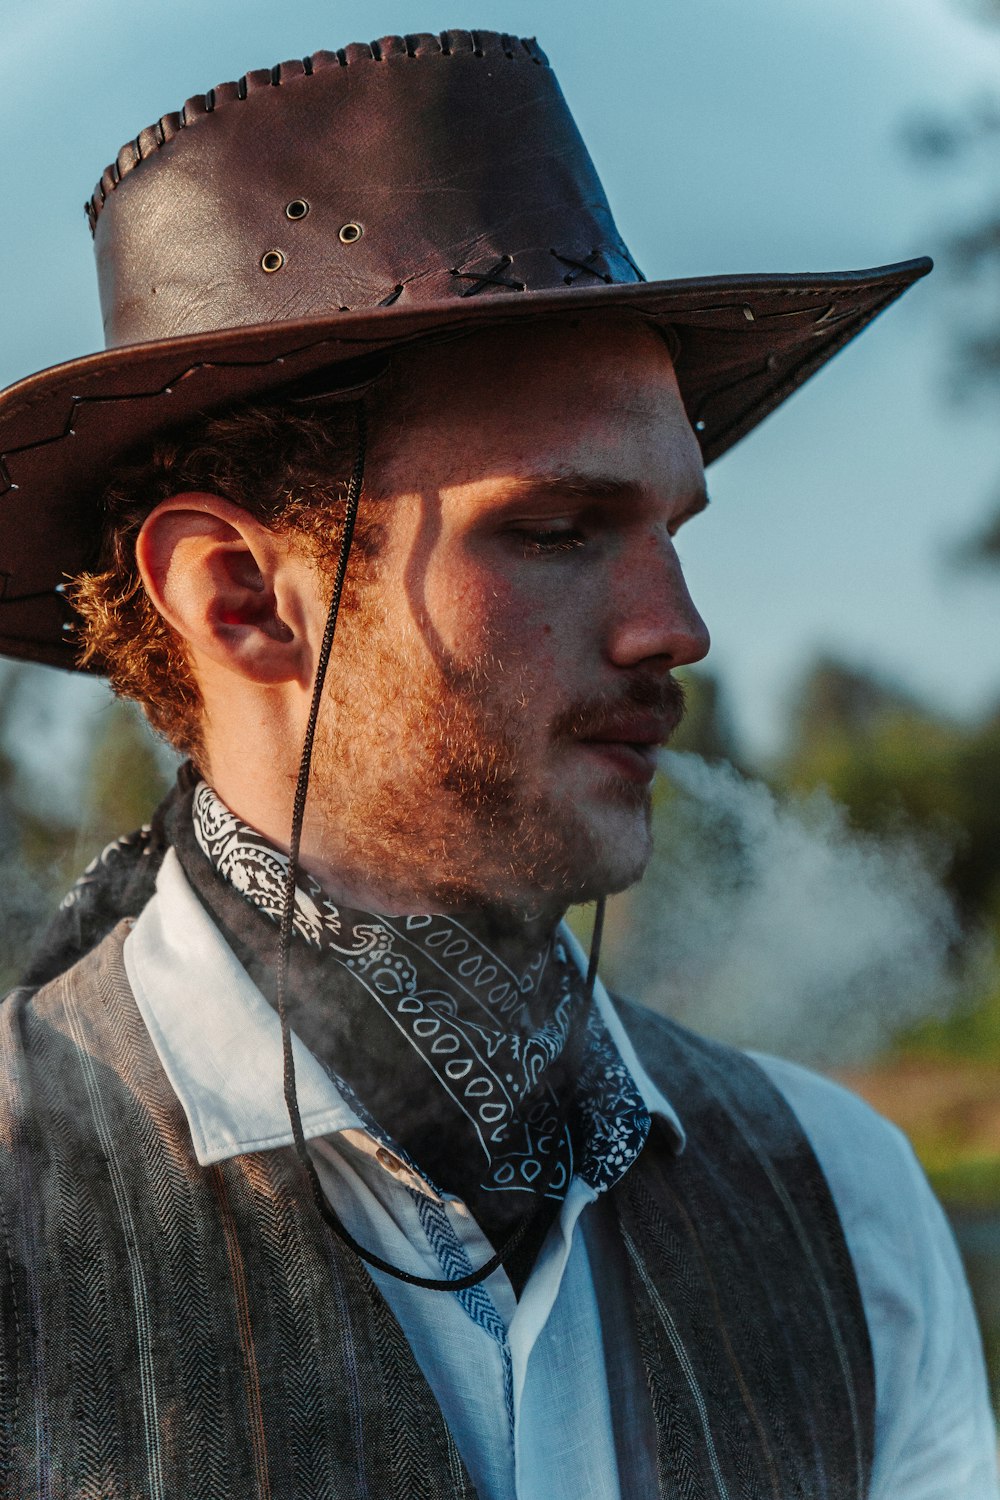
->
[515, 528, 586, 555]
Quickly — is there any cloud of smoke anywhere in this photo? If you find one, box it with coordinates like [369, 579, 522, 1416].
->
[609, 752, 962, 1066]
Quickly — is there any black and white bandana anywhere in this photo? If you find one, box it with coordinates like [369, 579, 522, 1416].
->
[183, 778, 651, 1253]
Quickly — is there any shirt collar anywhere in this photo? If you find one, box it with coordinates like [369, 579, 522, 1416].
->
[124, 847, 686, 1166]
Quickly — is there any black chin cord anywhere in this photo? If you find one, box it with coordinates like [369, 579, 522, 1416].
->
[276, 402, 607, 1290]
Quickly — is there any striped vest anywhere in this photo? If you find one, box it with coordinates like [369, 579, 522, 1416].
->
[0, 924, 874, 1499]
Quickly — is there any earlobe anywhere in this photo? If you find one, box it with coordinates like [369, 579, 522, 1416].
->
[135, 493, 310, 684]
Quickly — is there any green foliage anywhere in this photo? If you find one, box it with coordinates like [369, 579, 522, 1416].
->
[903, 939, 1000, 1064]
[908, 59, 1000, 566]
[669, 667, 745, 767]
[782, 657, 1000, 928]
[79, 701, 171, 853]
[929, 1156, 1000, 1208]
[0, 672, 171, 990]
[781, 659, 1000, 1069]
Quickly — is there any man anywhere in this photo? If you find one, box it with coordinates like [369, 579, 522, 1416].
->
[0, 29, 995, 1500]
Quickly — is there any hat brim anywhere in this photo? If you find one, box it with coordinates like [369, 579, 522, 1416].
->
[0, 257, 931, 670]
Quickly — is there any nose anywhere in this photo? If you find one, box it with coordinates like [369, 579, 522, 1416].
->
[604, 531, 710, 671]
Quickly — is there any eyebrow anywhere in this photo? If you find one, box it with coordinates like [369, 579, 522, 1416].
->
[484, 472, 711, 518]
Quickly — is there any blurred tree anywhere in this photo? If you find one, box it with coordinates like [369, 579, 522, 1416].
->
[949, 708, 1000, 927]
[786, 656, 928, 756]
[0, 666, 66, 987]
[77, 700, 171, 854]
[957, 503, 1000, 567]
[781, 655, 1000, 929]
[669, 666, 744, 766]
[0, 671, 171, 989]
[906, 42, 1000, 563]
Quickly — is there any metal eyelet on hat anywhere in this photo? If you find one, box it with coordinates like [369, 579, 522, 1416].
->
[261, 250, 285, 272]
[338, 222, 363, 244]
[285, 199, 309, 220]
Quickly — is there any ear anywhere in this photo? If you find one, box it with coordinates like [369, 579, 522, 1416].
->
[135, 493, 320, 686]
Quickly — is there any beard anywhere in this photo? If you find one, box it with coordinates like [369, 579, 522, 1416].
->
[307, 608, 685, 919]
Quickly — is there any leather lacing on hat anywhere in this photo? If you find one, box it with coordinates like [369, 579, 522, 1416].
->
[86, 33, 549, 233]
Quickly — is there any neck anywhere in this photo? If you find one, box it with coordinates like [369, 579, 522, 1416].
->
[201, 752, 576, 935]
[189, 767, 566, 982]
[297, 851, 565, 984]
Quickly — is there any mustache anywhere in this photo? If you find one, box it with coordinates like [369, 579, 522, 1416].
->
[549, 674, 687, 741]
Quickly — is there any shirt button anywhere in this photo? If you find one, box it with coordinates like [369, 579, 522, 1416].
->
[376, 1147, 402, 1172]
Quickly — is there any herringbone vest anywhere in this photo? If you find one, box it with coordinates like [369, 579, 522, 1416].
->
[0, 924, 874, 1499]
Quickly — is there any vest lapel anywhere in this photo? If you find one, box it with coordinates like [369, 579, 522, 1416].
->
[612, 1002, 876, 1500]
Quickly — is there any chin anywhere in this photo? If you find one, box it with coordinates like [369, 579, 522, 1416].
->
[555, 798, 654, 905]
[583, 849, 651, 903]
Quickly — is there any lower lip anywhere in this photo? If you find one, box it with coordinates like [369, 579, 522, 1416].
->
[577, 741, 659, 784]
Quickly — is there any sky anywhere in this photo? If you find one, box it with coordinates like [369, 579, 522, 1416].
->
[2, 0, 1000, 774]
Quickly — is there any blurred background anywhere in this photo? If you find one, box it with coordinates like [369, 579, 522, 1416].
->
[3, 0, 1000, 1413]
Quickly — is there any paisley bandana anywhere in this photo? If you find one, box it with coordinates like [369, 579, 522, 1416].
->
[181, 780, 651, 1257]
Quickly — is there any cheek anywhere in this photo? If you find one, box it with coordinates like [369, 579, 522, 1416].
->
[425, 564, 522, 651]
[422, 556, 577, 686]
[475, 581, 563, 670]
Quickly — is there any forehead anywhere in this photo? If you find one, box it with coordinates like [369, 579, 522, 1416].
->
[367, 313, 703, 499]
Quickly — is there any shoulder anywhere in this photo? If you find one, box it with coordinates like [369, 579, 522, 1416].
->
[748, 1051, 918, 1228]
[0, 922, 134, 1095]
[615, 999, 998, 1495]
[612, 993, 920, 1191]
[615, 998, 999, 1497]
[611, 993, 854, 1157]
[614, 993, 966, 1306]
[757, 1052, 998, 1495]
[1, 921, 131, 1017]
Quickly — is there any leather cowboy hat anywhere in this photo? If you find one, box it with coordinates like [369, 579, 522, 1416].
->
[0, 29, 930, 671]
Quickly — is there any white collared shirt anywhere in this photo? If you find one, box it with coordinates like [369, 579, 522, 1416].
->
[124, 849, 998, 1499]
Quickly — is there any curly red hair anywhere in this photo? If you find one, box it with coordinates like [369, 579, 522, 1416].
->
[69, 395, 378, 764]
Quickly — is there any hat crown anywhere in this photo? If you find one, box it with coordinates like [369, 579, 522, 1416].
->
[0, 27, 930, 671]
[90, 32, 645, 349]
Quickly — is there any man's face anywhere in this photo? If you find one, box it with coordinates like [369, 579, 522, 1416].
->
[307, 314, 710, 918]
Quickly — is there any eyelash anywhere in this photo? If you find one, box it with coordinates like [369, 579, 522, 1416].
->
[513, 514, 693, 556]
[516, 529, 586, 556]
